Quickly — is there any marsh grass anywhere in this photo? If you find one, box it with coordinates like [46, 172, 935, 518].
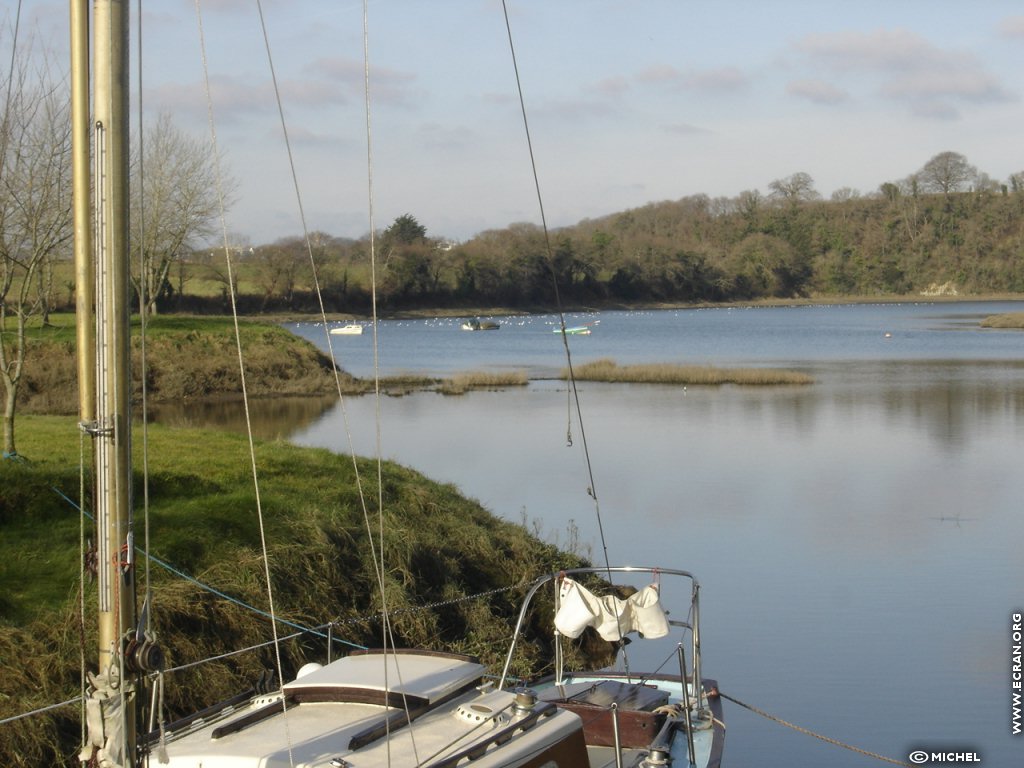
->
[564, 357, 813, 385]
[980, 312, 1024, 329]
[437, 370, 529, 395]
[0, 415, 589, 766]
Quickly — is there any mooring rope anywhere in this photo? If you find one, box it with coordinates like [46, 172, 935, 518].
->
[718, 690, 913, 766]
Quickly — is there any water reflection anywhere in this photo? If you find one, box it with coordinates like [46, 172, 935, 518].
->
[147, 395, 337, 440]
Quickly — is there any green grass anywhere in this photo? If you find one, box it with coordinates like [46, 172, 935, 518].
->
[564, 357, 814, 385]
[0, 415, 591, 766]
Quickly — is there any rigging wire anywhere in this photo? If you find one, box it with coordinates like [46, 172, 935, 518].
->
[499, 0, 612, 575]
[717, 691, 915, 767]
[499, 0, 628, 671]
[192, 1, 296, 765]
[359, 3, 424, 761]
[52, 485, 367, 646]
[0, 0, 22, 181]
[133, 0, 152, 641]
[197, 0, 416, 763]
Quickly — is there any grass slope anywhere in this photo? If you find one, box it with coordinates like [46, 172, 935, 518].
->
[0, 415, 588, 767]
[19, 315, 347, 415]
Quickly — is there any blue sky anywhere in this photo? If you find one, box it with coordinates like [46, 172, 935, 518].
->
[16, 0, 1024, 245]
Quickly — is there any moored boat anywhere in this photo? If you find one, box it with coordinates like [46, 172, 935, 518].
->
[499, 566, 725, 768]
[554, 325, 592, 335]
[330, 323, 364, 335]
[462, 319, 500, 331]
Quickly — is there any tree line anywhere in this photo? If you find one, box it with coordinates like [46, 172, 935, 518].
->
[192, 153, 1024, 315]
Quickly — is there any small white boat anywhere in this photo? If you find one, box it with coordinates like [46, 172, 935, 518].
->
[461, 319, 500, 331]
[330, 323, 364, 335]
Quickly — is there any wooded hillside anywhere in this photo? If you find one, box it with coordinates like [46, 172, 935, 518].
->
[176, 159, 1024, 314]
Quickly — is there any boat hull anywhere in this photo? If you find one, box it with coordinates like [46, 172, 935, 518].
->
[534, 674, 725, 768]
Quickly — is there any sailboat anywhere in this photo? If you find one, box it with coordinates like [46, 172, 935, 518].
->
[73, 3, 724, 768]
[73, 4, 589, 768]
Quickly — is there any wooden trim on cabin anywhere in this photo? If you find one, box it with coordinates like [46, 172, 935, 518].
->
[350, 647, 481, 664]
[288, 686, 429, 709]
[211, 698, 286, 740]
[144, 688, 255, 744]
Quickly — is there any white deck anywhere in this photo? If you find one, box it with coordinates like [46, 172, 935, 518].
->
[158, 652, 585, 768]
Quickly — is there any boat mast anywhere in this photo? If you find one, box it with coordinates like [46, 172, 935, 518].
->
[70, 0, 92, 420]
[93, 0, 134, 675]
[75, 0, 138, 763]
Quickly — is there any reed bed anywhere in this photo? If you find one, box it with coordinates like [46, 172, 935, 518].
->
[980, 312, 1024, 329]
[563, 358, 813, 386]
[437, 370, 529, 395]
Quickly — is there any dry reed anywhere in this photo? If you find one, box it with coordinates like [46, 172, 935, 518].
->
[437, 370, 529, 395]
[563, 358, 813, 385]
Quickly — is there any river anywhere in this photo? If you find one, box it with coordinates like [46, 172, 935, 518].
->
[168, 301, 1024, 767]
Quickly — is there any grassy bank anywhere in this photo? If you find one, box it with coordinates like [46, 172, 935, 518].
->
[0, 416, 590, 767]
[19, 314, 348, 414]
[17, 316, 534, 416]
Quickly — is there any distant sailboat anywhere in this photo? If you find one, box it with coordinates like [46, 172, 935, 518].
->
[554, 322, 596, 335]
[462, 318, 500, 331]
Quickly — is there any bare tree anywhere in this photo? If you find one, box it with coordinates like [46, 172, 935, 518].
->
[253, 237, 309, 311]
[0, 63, 73, 455]
[768, 171, 820, 203]
[917, 151, 977, 195]
[131, 112, 232, 315]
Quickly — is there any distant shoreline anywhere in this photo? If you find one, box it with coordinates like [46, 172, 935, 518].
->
[266, 293, 1024, 323]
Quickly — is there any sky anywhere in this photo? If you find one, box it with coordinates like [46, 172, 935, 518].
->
[11, 0, 1024, 246]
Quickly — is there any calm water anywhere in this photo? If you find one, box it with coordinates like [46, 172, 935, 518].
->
[252, 302, 1024, 766]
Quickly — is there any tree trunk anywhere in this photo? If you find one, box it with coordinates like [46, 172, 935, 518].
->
[3, 382, 16, 456]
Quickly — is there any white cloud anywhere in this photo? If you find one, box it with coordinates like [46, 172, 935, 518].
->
[683, 67, 748, 92]
[787, 79, 848, 105]
[997, 16, 1024, 38]
[663, 122, 710, 136]
[791, 28, 1012, 118]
